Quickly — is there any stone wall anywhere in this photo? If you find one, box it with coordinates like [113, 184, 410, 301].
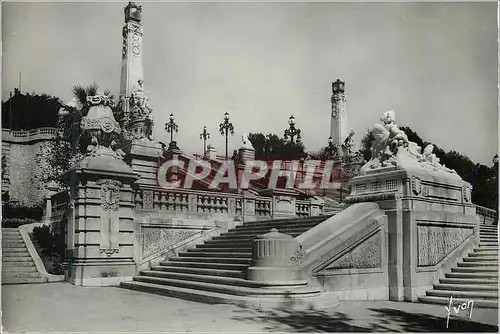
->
[8, 140, 53, 206]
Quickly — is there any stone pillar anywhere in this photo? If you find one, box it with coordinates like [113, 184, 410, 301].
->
[247, 228, 302, 282]
[260, 188, 297, 219]
[204, 145, 217, 160]
[63, 94, 139, 286]
[330, 79, 347, 150]
[122, 139, 162, 186]
[43, 182, 60, 225]
[238, 147, 255, 163]
[242, 190, 257, 222]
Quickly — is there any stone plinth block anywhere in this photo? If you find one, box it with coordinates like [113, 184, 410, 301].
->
[122, 139, 163, 186]
[238, 147, 255, 163]
[246, 228, 302, 283]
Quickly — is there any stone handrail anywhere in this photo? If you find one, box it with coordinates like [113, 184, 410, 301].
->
[18, 222, 65, 282]
[2, 127, 58, 143]
[296, 202, 387, 273]
[476, 205, 497, 225]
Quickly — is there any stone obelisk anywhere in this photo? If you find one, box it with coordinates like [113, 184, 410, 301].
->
[118, 2, 162, 186]
[330, 79, 348, 155]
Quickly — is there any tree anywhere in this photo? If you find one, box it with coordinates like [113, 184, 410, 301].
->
[248, 133, 306, 160]
[44, 83, 116, 188]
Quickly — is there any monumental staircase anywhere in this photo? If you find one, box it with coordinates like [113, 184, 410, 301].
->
[2, 228, 47, 284]
[121, 214, 342, 307]
[419, 224, 498, 308]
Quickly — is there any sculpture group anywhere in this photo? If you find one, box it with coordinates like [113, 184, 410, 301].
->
[360, 110, 459, 178]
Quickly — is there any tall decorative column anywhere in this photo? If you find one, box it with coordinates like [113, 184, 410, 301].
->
[117, 2, 162, 186]
[330, 79, 347, 155]
[64, 94, 138, 286]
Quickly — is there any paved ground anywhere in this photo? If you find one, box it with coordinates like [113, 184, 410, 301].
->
[2, 282, 498, 333]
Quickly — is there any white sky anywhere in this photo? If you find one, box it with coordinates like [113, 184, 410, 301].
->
[2, 1, 498, 164]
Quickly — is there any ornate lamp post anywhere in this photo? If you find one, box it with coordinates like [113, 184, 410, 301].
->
[219, 112, 234, 160]
[200, 126, 210, 155]
[165, 113, 179, 145]
[284, 115, 301, 143]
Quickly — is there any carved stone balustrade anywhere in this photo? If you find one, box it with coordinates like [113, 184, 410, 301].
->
[246, 228, 303, 282]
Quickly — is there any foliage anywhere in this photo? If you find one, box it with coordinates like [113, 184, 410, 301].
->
[359, 125, 498, 209]
[1, 218, 39, 228]
[2, 90, 62, 130]
[32, 225, 65, 274]
[2, 202, 44, 220]
[248, 133, 306, 160]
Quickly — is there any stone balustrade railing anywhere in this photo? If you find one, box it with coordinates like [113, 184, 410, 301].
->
[133, 186, 322, 220]
[476, 205, 497, 225]
[51, 190, 69, 224]
[2, 127, 58, 143]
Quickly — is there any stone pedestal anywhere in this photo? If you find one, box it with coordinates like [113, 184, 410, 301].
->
[346, 168, 477, 302]
[64, 154, 138, 286]
[204, 146, 217, 160]
[247, 228, 302, 282]
[122, 139, 162, 186]
[238, 147, 255, 163]
[260, 188, 297, 218]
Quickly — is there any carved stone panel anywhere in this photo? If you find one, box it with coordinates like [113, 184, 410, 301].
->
[142, 190, 153, 210]
[324, 232, 381, 270]
[417, 224, 473, 267]
[142, 227, 200, 259]
[97, 179, 122, 256]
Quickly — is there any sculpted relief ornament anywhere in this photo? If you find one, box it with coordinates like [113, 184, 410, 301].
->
[359, 110, 460, 179]
[118, 79, 154, 141]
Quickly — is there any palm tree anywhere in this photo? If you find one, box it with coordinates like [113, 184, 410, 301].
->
[72, 82, 115, 117]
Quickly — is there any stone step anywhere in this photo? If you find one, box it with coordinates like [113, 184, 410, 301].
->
[2, 254, 32, 260]
[479, 243, 499, 247]
[150, 265, 244, 279]
[225, 227, 311, 236]
[1, 261, 36, 268]
[418, 296, 498, 308]
[240, 216, 327, 227]
[2, 277, 49, 285]
[2, 248, 29, 254]
[120, 281, 329, 310]
[426, 289, 498, 300]
[475, 246, 499, 251]
[2, 243, 27, 248]
[131, 275, 316, 297]
[446, 272, 498, 279]
[2, 257, 34, 262]
[159, 260, 248, 271]
[2, 272, 43, 279]
[231, 222, 320, 233]
[2, 266, 38, 273]
[178, 251, 252, 258]
[480, 237, 498, 241]
[203, 239, 254, 246]
[462, 256, 498, 262]
[212, 232, 302, 240]
[457, 262, 498, 268]
[433, 283, 498, 292]
[189, 247, 252, 253]
[2, 228, 20, 231]
[2, 236, 23, 241]
[139, 270, 306, 289]
[468, 251, 498, 257]
[451, 267, 498, 273]
[440, 277, 498, 285]
[170, 256, 251, 265]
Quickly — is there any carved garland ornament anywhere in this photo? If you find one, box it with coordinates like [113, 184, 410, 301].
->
[98, 179, 121, 211]
[411, 176, 422, 196]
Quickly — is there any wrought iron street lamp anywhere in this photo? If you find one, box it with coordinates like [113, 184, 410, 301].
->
[200, 126, 210, 156]
[219, 112, 234, 160]
[284, 115, 301, 143]
[165, 113, 179, 144]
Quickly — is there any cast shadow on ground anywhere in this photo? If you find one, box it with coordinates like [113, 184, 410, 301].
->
[230, 305, 498, 332]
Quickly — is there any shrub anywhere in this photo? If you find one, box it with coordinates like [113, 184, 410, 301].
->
[2, 218, 38, 228]
[2, 202, 43, 220]
[32, 225, 65, 275]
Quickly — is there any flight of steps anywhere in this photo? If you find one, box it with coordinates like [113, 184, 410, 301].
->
[2, 228, 47, 284]
[121, 215, 331, 306]
[419, 224, 498, 308]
